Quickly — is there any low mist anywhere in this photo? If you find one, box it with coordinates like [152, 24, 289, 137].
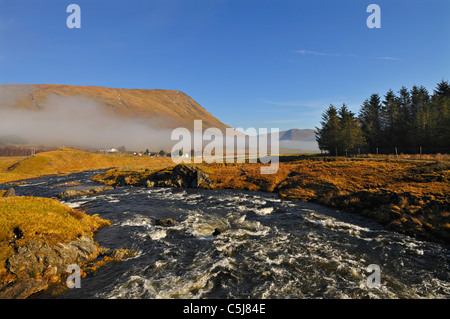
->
[0, 92, 319, 155]
[279, 140, 319, 153]
[0, 94, 175, 151]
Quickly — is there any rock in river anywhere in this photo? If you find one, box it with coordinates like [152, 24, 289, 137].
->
[155, 218, 177, 227]
[57, 186, 114, 199]
[171, 164, 211, 188]
[2, 188, 15, 197]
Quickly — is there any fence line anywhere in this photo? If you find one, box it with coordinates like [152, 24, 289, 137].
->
[321, 146, 449, 157]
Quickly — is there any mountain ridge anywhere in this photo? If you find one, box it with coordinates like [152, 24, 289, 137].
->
[0, 84, 229, 131]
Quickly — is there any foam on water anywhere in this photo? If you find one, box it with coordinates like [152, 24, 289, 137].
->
[254, 207, 274, 215]
[20, 172, 448, 299]
[148, 229, 167, 240]
[64, 201, 88, 209]
[118, 214, 151, 227]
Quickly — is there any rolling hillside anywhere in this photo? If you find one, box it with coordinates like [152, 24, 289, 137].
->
[0, 84, 228, 131]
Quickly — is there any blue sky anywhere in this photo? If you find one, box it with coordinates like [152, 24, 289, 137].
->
[0, 0, 449, 131]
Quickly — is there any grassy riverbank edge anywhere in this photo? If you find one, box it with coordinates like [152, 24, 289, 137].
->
[1, 149, 448, 293]
[92, 157, 450, 244]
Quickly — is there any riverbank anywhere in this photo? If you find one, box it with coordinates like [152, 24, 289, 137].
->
[0, 196, 138, 298]
[0, 148, 173, 184]
[209, 159, 449, 244]
[0, 148, 449, 298]
[92, 158, 450, 244]
[0, 149, 170, 298]
[2, 148, 449, 244]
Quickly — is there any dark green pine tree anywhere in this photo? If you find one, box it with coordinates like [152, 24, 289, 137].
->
[317, 80, 449, 155]
[338, 104, 365, 154]
[410, 85, 431, 148]
[431, 80, 450, 151]
[315, 104, 341, 155]
[380, 89, 401, 149]
[359, 94, 382, 151]
[434, 80, 450, 97]
[397, 86, 413, 149]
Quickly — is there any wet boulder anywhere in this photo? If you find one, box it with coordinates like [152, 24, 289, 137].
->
[98, 247, 139, 261]
[155, 218, 177, 227]
[57, 186, 114, 199]
[171, 165, 211, 188]
[6, 236, 98, 280]
[0, 278, 48, 299]
[3, 188, 15, 197]
[212, 228, 225, 236]
[1, 235, 100, 299]
[145, 170, 174, 187]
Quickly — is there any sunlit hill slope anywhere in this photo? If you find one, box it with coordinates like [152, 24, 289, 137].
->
[0, 84, 229, 131]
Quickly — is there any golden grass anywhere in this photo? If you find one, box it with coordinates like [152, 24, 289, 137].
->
[200, 158, 449, 242]
[1, 149, 449, 244]
[0, 148, 173, 184]
[0, 156, 28, 169]
[0, 196, 110, 244]
[0, 196, 110, 280]
[91, 165, 175, 186]
[359, 153, 450, 162]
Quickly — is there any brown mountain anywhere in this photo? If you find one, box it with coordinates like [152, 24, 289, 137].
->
[0, 84, 228, 131]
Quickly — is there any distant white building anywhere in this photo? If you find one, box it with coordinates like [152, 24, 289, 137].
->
[108, 148, 118, 153]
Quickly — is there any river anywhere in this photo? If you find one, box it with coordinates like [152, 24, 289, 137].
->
[2, 170, 449, 299]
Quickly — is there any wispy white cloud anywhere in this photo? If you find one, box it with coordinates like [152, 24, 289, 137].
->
[295, 50, 342, 57]
[374, 56, 401, 61]
[295, 49, 400, 61]
[262, 118, 304, 124]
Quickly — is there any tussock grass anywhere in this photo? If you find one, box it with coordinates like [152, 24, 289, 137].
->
[0, 196, 110, 280]
[201, 159, 450, 243]
[359, 153, 450, 162]
[0, 196, 110, 245]
[1, 149, 448, 244]
[91, 154, 450, 243]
